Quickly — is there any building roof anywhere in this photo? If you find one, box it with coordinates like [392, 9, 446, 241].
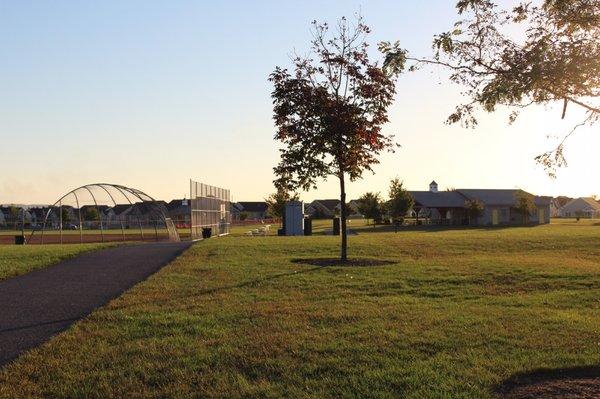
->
[311, 199, 341, 212]
[80, 205, 110, 213]
[111, 204, 132, 215]
[430, 180, 437, 185]
[237, 201, 268, 213]
[456, 189, 550, 206]
[563, 197, 600, 212]
[128, 201, 168, 216]
[410, 191, 466, 208]
[409, 189, 551, 209]
[167, 199, 189, 211]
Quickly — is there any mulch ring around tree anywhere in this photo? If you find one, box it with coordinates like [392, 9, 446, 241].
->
[291, 258, 396, 267]
[495, 366, 600, 399]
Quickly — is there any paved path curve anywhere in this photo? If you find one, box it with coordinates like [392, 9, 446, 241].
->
[0, 242, 192, 367]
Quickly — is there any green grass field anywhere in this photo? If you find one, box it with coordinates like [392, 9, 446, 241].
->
[0, 221, 598, 398]
[0, 243, 113, 281]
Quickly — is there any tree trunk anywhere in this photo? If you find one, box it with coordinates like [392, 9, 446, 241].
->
[339, 173, 348, 262]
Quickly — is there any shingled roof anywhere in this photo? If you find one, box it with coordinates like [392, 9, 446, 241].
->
[237, 202, 268, 213]
[457, 189, 550, 206]
[410, 191, 466, 208]
[312, 199, 341, 212]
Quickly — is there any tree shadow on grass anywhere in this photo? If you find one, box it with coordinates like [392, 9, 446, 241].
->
[494, 365, 600, 398]
[351, 224, 539, 234]
[190, 265, 326, 296]
[291, 258, 396, 267]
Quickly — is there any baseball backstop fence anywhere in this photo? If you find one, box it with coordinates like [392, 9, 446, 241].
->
[189, 179, 231, 239]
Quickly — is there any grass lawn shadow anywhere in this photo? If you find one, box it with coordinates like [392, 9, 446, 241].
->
[495, 365, 600, 398]
[291, 257, 396, 267]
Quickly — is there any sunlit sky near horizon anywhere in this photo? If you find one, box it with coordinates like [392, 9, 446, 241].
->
[1, 1, 598, 204]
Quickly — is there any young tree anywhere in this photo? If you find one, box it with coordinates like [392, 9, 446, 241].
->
[464, 198, 484, 225]
[382, 0, 600, 177]
[61, 207, 71, 224]
[270, 16, 405, 261]
[387, 178, 414, 227]
[357, 192, 382, 226]
[9, 205, 19, 230]
[514, 192, 537, 225]
[265, 189, 299, 224]
[84, 207, 99, 222]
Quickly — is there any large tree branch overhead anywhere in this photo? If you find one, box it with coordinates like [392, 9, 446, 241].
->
[382, 0, 600, 177]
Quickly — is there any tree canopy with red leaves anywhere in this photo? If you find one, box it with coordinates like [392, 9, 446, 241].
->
[270, 16, 405, 261]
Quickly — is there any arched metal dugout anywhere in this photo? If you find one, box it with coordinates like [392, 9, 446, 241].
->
[27, 183, 180, 244]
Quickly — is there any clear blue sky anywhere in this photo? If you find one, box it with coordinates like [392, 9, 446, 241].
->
[1, 1, 597, 204]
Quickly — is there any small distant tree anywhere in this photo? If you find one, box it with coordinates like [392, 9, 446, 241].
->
[335, 202, 353, 217]
[514, 192, 536, 225]
[84, 207, 99, 222]
[9, 205, 19, 229]
[464, 198, 484, 225]
[357, 192, 382, 226]
[61, 207, 71, 224]
[239, 212, 249, 221]
[387, 178, 414, 228]
[265, 189, 299, 225]
[271, 16, 405, 262]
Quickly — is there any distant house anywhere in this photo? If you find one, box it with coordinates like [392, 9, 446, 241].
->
[77, 205, 109, 228]
[305, 199, 341, 218]
[0, 206, 13, 227]
[410, 189, 468, 224]
[111, 204, 132, 219]
[408, 181, 551, 226]
[28, 207, 58, 228]
[551, 196, 572, 217]
[346, 200, 363, 217]
[558, 197, 600, 218]
[167, 199, 190, 226]
[235, 202, 269, 220]
[230, 202, 243, 221]
[129, 201, 169, 223]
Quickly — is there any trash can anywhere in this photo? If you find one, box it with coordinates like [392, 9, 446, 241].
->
[332, 217, 340, 236]
[202, 227, 212, 239]
[277, 228, 285, 236]
[14, 235, 25, 245]
[304, 218, 312, 236]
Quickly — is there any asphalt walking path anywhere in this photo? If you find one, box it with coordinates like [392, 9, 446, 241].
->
[0, 241, 192, 367]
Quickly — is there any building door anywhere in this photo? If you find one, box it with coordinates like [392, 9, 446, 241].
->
[492, 209, 499, 225]
[538, 208, 545, 224]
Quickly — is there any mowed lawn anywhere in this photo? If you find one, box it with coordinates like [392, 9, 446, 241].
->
[0, 223, 599, 398]
[0, 243, 113, 281]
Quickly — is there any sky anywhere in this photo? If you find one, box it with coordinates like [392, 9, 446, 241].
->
[1, 0, 598, 205]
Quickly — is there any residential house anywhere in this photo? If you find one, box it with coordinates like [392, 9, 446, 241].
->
[167, 199, 191, 227]
[558, 197, 600, 218]
[408, 181, 551, 226]
[28, 207, 58, 228]
[127, 201, 169, 225]
[230, 202, 243, 221]
[305, 199, 340, 219]
[235, 202, 269, 220]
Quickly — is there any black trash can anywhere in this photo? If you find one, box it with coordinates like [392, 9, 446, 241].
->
[332, 217, 340, 236]
[202, 227, 212, 239]
[304, 218, 312, 236]
[14, 235, 25, 245]
[277, 228, 285, 236]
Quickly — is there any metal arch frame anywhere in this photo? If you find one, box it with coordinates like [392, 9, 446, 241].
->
[28, 183, 179, 244]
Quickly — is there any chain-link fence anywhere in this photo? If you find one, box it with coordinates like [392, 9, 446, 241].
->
[190, 180, 231, 239]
